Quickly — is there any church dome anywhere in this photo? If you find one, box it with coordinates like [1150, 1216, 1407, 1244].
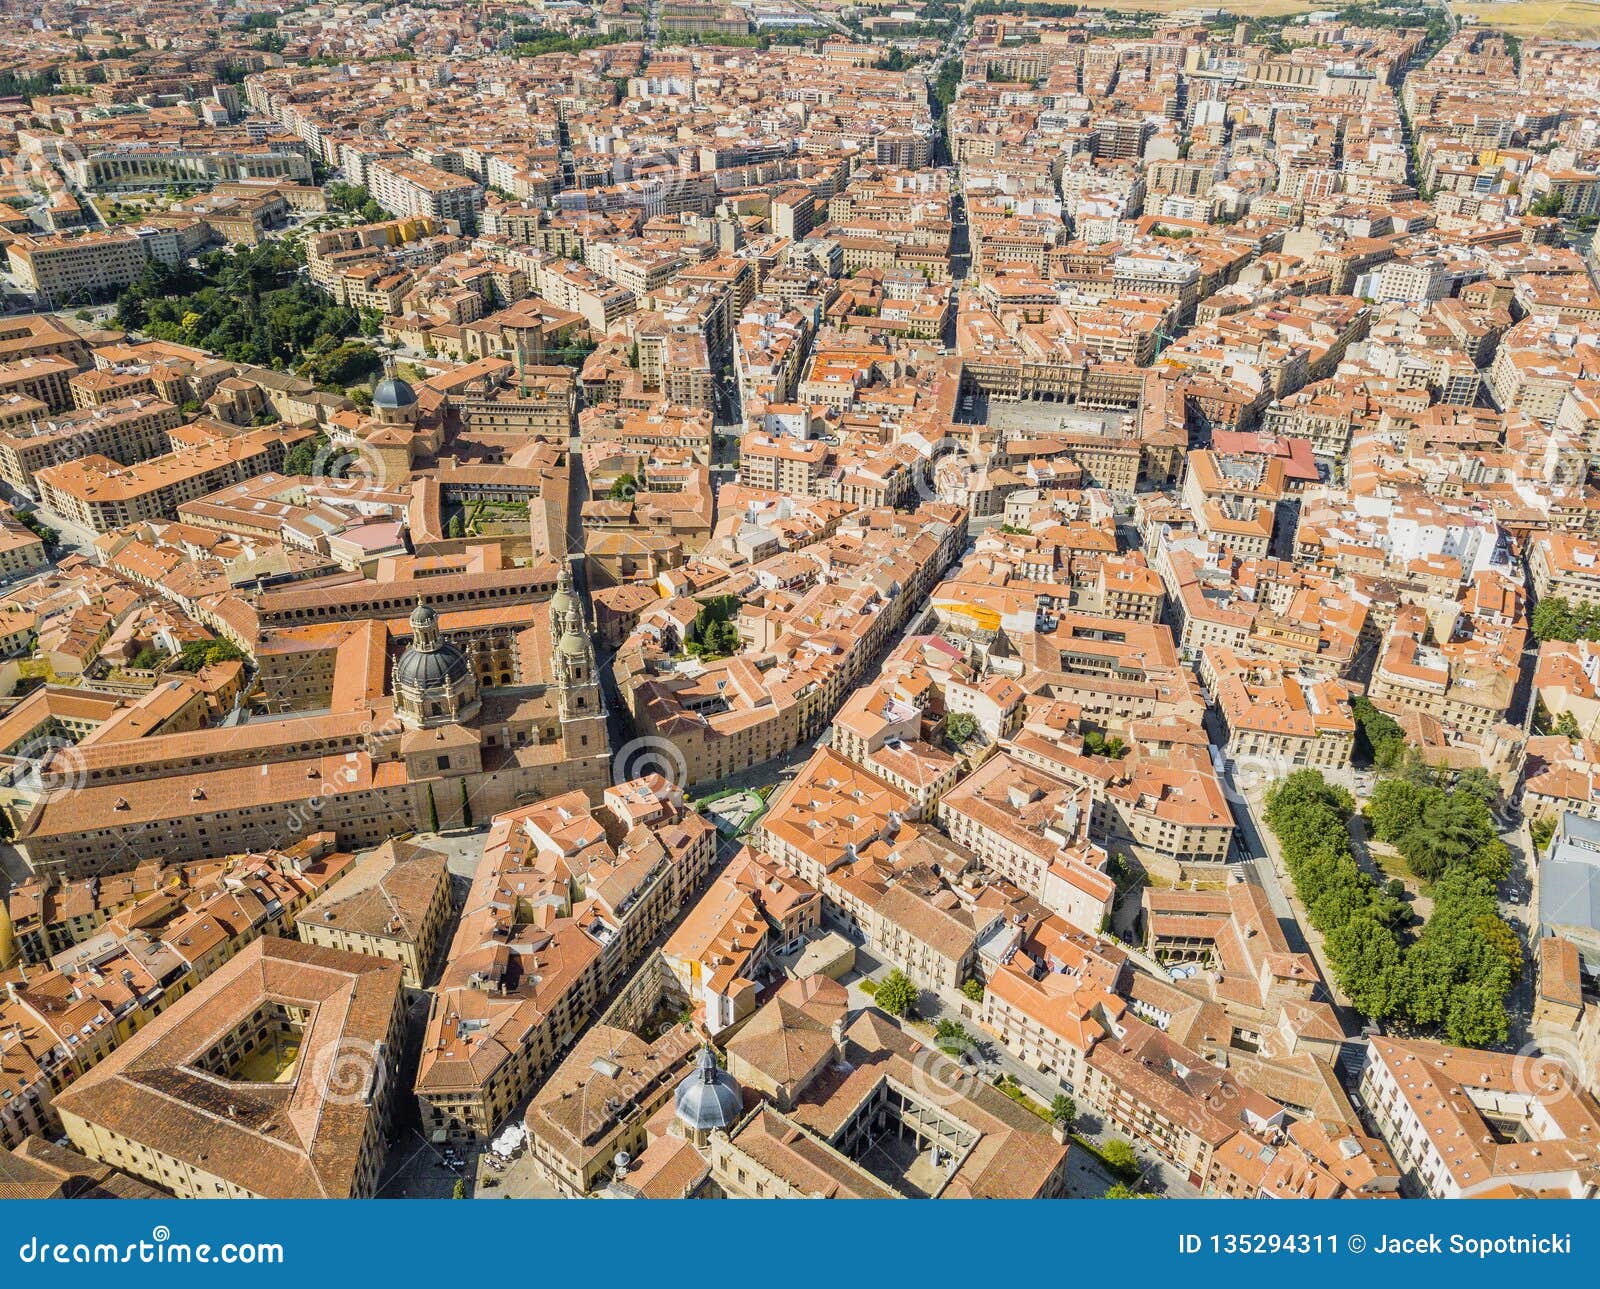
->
[372, 376, 418, 411]
[395, 599, 474, 699]
[674, 1047, 742, 1134]
[559, 630, 588, 660]
[394, 641, 472, 691]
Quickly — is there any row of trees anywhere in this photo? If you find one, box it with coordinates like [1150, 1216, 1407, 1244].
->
[0, 67, 60, 98]
[970, 0, 1077, 13]
[508, 28, 629, 57]
[1263, 770, 1518, 1047]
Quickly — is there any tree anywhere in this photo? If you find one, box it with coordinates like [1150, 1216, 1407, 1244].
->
[1100, 1138, 1139, 1181]
[14, 510, 58, 548]
[298, 339, 383, 389]
[1353, 697, 1406, 769]
[1366, 777, 1426, 845]
[1324, 915, 1403, 1019]
[451, 1178, 467, 1200]
[171, 638, 246, 672]
[944, 712, 978, 749]
[1556, 710, 1582, 740]
[1049, 1095, 1076, 1129]
[446, 513, 465, 538]
[1368, 772, 1504, 885]
[115, 240, 361, 372]
[426, 783, 440, 833]
[1446, 981, 1511, 1048]
[874, 969, 918, 1018]
[1532, 595, 1600, 643]
[284, 432, 329, 477]
[459, 778, 473, 829]
[608, 472, 638, 501]
[1102, 1182, 1143, 1198]
[683, 598, 742, 661]
[1395, 788, 1501, 884]
[131, 645, 166, 670]
[1451, 767, 1500, 811]
[960, 977, 985, 1003]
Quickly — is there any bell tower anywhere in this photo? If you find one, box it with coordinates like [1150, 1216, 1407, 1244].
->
[550, 560, 603, 727]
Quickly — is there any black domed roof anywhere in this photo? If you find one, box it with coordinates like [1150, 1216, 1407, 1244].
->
[394, 642, 472, 692]
[674, 1047, 742, 1132]
[373, 376, 419, 410]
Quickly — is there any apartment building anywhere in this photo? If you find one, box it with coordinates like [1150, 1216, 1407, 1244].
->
[6, 232, 148, 303]
[1201, 646, 1357, 771]
[0, 396, 182, 495]
[34, 424, 308, 532]
[1531, 530, 1600, 609]
[415, 783, 713, 1142]
[368, 156, 483, 230]
[937, 749, 1115, 934]
[0, 354, 78, 414]
[295, 838, 452, 989]
[1361, 1034, 1600, 1198]
[1366, 602, 1519, 743]
[524, 1023, 700, 1196]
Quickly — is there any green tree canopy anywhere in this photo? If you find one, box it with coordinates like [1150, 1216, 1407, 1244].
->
[874, 969, 918, 1018]
[1100, 1139, 1139, 1181]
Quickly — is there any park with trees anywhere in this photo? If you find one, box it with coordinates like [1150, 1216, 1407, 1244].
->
[115, 240, 375, 380]
[1263, 768, 1520, 1047]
